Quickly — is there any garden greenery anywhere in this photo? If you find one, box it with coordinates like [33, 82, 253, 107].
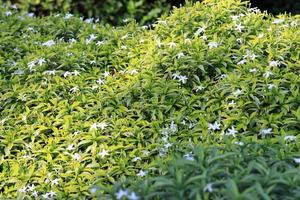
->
[0, 0, 299, 199]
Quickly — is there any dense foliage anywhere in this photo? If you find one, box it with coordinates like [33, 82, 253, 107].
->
[0, 0, 299, 199]
[7, 0, 185, 25]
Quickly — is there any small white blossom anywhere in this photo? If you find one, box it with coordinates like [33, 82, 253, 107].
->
[195, 85, 205, 92]
[42, 40, 55, 47]
[208, 121, 221, 131]
[183, 152, 194, 161]
[178, 75, 188, 84]
[98, 149, 109, 158]
[128, 69, 138, 75]
[194, 27, 206, 36]
[51, 178, 59, 186]
[72, 153, 81, 160]
[203, 183, 214, 193]
[237, 59, 247, 65]
[267, 84, 276, 90]
[69, 86, 79, 93]
[84, 18, 94, 23]
[172, 73, 180, 80]
[263, 71, 273, 78]
[132, 157, 142, 162]
[72, 70, 80, 76]
[43, 70, 56, 75]
[233, 89, 242, 96]
[96, 78, 105, 85]
[294, 158, 300, 164]
[231, 15, 239, 21]
[284, 135, 297, 142]
[235, 23, 244, 32]
[115, 189, 129, 200]
[225, 126, 238, 137]
[273, 19, 284, 24]
[269, 60, 280, 67]
[228, 100, 236, 106]
[259, 128, 273, 137]
[96, 41, 105, 46]
[103, 71, 110, 77]
[249, 68, 258, 73]
[142, 150, 150, 156]
[234, 141, 244, 146]
[168, 42, 176, 48]
[208, 42, 219, 49]
[64, 13, 73, 20]
[137, 170, 147, 177]
[6, 11, 12, 16]
[128, 192, 139, 200]
[18, 186, 27, 193]
[177, 52, 185, 59]
[67, 144, 75, 151]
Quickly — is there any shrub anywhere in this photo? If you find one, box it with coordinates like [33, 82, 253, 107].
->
[0, 0, 299, 199]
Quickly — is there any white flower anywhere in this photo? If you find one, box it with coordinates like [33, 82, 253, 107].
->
[178, 75, 188, 84]
[128, 192, 139, 200]
[231, 15, 239, 21]
[91, 122, 108, 130]
[67, 144, 75, 151]
[63, 71, 72, 78]
[64, 13, 73, 20]
[132, 157, 142, 162]
[226, 126, 238, 137]
[228, 100, 236, 106]
[142, 150, 150, 156]
[273, 19, 284, 24]
[194, 27, 206, 36]
[284, 135, 297, 142]
[233, 89, 242, 96]
[42, 40, 55, 47]
[259, 128, 273, 137]
[96, 78, 105, 85]
[43, 70, 56, 75]
[172, 73, 180, 80]
[6, 11, 12, 16]
[249, 68, 258, 73]
[235, 23, 244, 32]
[263, 71, 273, 78]
[267, 84, 276, 90]
[169, 121, 177, 132]
[258, 33, 264, 38]
[96, 41, 105, 46]
[98, 149, 109, 158]
[27, 13, 35, 18]
[183, 152, 194, 161]
[72, 70, 80, 76]
[51, 178, 59, 186]
[208, 42, 219, 49]
[18, 186, 27, 193]
[69, 38, 77, 43]
[203, 183, 213, 193]
[269, 60, 280, 67]
[27, 184, 36, 192]
[69, 86, 79, 93]
[137, 170, 147, 177]
[103, 71, 110, 77]
[115, 189, 129, 200]
[86, 34, 97, 44]
[208, 121, 221, 131]
[72, 153, 81, 160]
[237, 59, 247, 66]
[128, 69, 138, 75]
[195, 85, 205, 92]
[177, 52, 185, 59]
[164, 142, 172, 149]
[294, 158, 300, 164]
[32, 191, 38, 197]
[84, 18, 94, 23]
[168, 42, 176, 48]
[244, 50, 257, 60]
[234, 141, 244, 146]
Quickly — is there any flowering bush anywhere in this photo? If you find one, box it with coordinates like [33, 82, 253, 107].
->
[0, 0, 299, 199]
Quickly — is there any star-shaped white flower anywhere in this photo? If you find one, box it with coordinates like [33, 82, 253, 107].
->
[103, 71, 110, 77]
[208, 42, 219, 49]
[259, 128, 273, 137]
[284, 135, 297, 142]
[137, 170, 147, 177]
[178, 75, 188, 84]
[226, 126, 238, 137]
[115, 189, 129, 200]
[203, 183, 213, 193]
[96, 78, 105, 85]
[42, 40, 55, 47]
[98, 149, 109, 158]
[67, 144, 75, 151]
[72, 153, 81, 160]
[208, 121, 221, 131]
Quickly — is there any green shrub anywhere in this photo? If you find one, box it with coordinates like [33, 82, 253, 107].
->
[7, 0, 186, 25]
[0, 0, 299, 199]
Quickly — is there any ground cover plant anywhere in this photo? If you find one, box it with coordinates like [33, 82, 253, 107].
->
[0, 0, 299, 199]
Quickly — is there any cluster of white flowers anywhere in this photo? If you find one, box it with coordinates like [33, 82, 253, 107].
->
[172, 72, 188, 84]
[115, 189, 139, 200]
[63, 70, 81, 78]
[159, 121, 177, 156]
[90, 122, 108, 130]
[27, 58, 46, 72]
